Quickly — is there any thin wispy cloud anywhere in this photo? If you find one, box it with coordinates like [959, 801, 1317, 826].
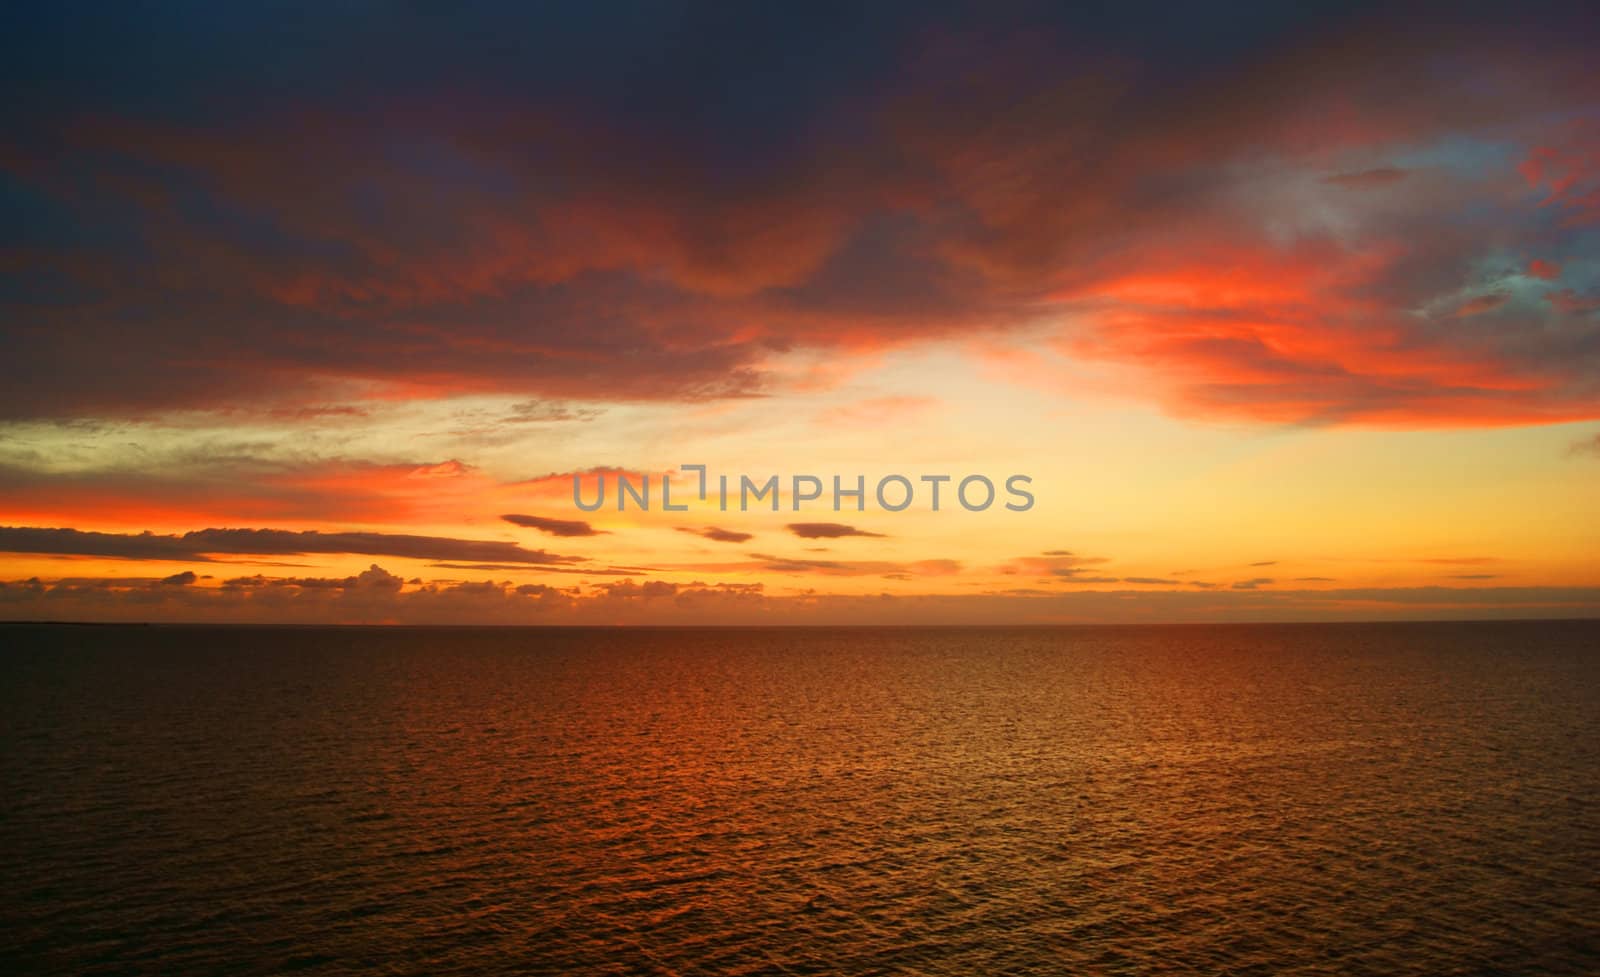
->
[677, 526, 754, 544]
[501, 514, 607, 537]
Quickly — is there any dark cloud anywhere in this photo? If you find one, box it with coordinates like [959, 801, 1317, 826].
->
[500, 513, 606, 537]
[1249, 560, 1278, 567]
[786, 523, 886, 539]
[0, 525, 580, 565]
[222, 564, 403, 592]
[0, 527, 200, 561]
[1, 5, 1597, 425]
[594, 580, 679, 599]
[677, 526, 754, 543]
[1232, 578, 1276, 590]
[6, 570, 1600, 625]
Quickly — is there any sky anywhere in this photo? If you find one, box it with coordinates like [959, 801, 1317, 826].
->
[2, 0, 1598, 624]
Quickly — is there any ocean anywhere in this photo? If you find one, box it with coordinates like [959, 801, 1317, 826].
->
[2, 621, 1597, 975]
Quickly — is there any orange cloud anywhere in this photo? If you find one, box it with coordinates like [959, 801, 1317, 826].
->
[8, 568, 1598, 625]
[1052, 235, 1599, 427]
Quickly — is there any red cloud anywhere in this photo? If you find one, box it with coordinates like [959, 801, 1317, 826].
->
[1052, 235, 1600, 427]
[1521, 121, 1600, 226]
[1548, 290, 1600, 315]
[1527, 259, 1561, 280]
[3, 20, 1598, 428]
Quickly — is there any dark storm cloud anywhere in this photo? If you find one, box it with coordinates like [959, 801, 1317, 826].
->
[2, 2, 1598, 425]
[0, 526, 580, 565]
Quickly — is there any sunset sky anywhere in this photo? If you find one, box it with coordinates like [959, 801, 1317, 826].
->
[3, 1, 1598, 623]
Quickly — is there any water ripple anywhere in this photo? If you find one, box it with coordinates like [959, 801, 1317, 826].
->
[2, 621, 1597, 975]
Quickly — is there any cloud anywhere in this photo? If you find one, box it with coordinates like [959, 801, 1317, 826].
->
[500, 513, 606, 537]
[425, 563, 644, 575]
[786, 523, 885, 539]
[997, 552, 1110, 579]
[2, 10, 1598, 427]
[593, 579, 680, 599]
[1547, 289, 1600, 314]
[0, 453, 506, 526]
[746, 553, 960, 577]
[1321, 167, 1409, 189]
[442, 401, 606, 446]
[1521, 121, 1600, 226]
[677, 526, 753, 544]
[1569, 432, 1600, 458]
[1527, 259, 1562, 280]
[6, 569, 1600, 625]
[505, 467, 664, 509]
[1449, 293, 1511, 318]
[1249, 560, 1278, 567]
[1232, 578, 1275, 590]
[0, 525, 580, 565]
[222, 564, 404, 592]
[501, 400, 602, 423]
